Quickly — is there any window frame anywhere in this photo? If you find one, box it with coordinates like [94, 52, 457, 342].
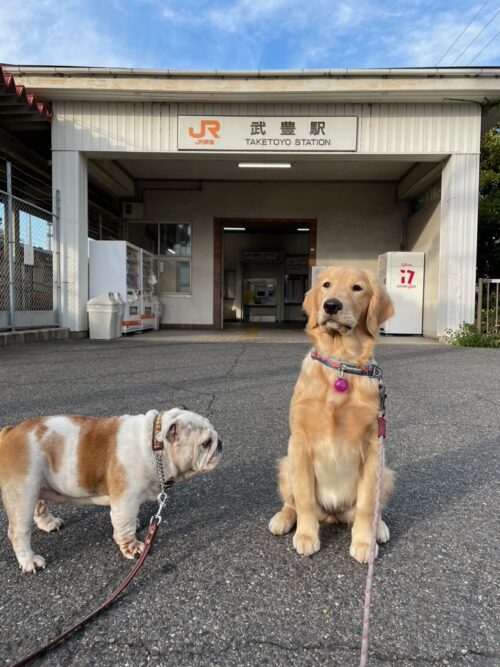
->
[126, 220, 193, 296]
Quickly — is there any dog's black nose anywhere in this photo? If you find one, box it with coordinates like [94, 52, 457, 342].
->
[323, 298, 343, 315]
[217, 439, 223, 452]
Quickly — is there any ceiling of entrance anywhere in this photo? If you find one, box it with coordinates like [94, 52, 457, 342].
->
[114, 157, 415, 182]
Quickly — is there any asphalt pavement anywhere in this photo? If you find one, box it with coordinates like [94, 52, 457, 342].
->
[0, 331, 499, 666]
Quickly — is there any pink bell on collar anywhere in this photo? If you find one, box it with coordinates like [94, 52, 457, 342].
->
[334, 377, 349, 392]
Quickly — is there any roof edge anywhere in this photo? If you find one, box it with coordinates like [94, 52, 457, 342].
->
[0, 65, 52, 121]
[2, 65, 500, 78]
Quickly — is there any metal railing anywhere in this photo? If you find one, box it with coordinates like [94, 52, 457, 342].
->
[0, 158, 60, 331]
[476, 278, 500, 335]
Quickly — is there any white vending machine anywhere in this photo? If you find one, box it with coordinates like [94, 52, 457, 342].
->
[378, 252, 425, 334]
[89, 240, 156, 334]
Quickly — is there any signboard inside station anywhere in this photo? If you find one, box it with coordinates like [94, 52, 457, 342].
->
[177, 116, 358, 152]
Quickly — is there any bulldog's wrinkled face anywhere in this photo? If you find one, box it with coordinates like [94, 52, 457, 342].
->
[159, 409, 222, 480]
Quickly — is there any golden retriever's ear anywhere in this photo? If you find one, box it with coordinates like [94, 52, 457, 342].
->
[365, 274, 394, 337]
[302, 286, 319, 330]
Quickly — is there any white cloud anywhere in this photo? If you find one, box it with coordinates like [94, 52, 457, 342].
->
[0, 0, 127, 67]
[155, 0, 376, 68]
[159, 0, 370, 36]
[367, 6, 500, 67]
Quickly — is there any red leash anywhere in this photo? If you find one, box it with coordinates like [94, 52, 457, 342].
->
[11, 520, 160, 667]
[12, 414, 173, 667]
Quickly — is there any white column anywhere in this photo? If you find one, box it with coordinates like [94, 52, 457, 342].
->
[437, 153, 479, 337]
[52, 151, 88, 332]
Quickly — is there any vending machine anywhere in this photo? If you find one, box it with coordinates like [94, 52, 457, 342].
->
[89, 240, 157, 334]
[378, 252, 425, 334]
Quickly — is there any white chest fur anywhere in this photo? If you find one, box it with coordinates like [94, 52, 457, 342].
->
[313, 444, 360, 511]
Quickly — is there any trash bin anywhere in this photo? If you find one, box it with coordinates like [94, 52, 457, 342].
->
[87, 292, 124, 340]
[152, 296, 161, 330]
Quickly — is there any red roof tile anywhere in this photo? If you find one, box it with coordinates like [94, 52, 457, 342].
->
[1, 65, 52, 122]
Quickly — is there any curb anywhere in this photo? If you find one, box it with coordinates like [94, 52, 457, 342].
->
[0, 328, 70, 347]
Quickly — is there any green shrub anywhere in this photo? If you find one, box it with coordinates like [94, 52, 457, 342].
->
[445, 322, 500, 348]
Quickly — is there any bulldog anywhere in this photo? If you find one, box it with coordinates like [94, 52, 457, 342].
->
[0, 408, 222, 572]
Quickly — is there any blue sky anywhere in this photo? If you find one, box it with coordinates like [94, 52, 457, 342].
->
[0, 0, 499, 70]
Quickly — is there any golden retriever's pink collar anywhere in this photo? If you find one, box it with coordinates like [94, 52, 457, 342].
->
[310, 350, 383, 379]
[310, 350, 387, 405]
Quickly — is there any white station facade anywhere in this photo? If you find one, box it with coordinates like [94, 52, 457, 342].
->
[10, 66, 500, 337]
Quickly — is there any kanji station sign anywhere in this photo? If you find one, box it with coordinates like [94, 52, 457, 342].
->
[177, 116, 358, 152]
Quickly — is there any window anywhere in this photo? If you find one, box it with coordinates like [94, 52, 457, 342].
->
[160, 223, 191, 256]
[410, 181, 441, 215]
[158, 223, 191, 293]
[127, 222, 158, 254]
[126, 222, 192, 294]
[158, 258, 191, 293]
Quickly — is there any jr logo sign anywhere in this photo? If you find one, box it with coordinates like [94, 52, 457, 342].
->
[188, 119, 221, 139]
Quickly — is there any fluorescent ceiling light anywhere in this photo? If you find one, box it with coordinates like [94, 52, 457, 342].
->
[238, 162, 291, 169]
[297, 228, 309, 232]
[167, 248, 176, 255]
[224, 227, 246, 231]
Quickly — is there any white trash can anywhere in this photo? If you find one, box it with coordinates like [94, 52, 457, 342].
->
[87, 292, 124, 340]
[152, 296, 161, 330]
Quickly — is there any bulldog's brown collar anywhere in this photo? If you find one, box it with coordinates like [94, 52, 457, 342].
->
[151, 411, 174, 490]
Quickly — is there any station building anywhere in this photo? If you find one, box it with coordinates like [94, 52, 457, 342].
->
[6, 66, 500, 337]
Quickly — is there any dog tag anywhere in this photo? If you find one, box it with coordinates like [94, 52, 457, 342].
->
[333, 375, 349, 392]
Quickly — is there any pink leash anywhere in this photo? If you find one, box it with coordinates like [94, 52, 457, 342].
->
[359, 415, 386, 667]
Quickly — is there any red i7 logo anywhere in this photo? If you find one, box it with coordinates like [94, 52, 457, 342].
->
[400, 269, 415, 284]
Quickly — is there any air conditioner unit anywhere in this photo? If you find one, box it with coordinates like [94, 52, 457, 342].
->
[122, 202, 144, 219]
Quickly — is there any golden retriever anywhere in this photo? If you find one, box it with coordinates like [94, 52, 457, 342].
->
[269, 267, 395, 562]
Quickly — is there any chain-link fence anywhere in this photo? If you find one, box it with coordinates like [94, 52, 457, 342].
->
[0, 159, 60, 331]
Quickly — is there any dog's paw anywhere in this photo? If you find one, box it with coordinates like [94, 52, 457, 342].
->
[321, 513, 339, 525]
[350, 540, 378, 564]
[269, 510, 295, 536]
[293, 531, 320, 556]
[120, 540, 146, 560]
[36, 516, 64, 533]
[377, 520, 390, 543]
[19, 554, 46, 573]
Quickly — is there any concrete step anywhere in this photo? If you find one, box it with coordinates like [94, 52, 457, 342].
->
[0, 327, 70, 347]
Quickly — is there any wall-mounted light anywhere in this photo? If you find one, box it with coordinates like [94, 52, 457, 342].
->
[224, 227, 246, 231]
[237, 162, 292, 169]
[297, 228, 310, 232]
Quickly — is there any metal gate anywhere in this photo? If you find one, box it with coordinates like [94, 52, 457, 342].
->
[0, 159, 60, 331]
[476, 278, 500, 335]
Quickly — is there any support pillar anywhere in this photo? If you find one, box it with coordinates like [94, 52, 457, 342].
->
[437, 154, 480, 337]
[52, 151, 88, 333]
